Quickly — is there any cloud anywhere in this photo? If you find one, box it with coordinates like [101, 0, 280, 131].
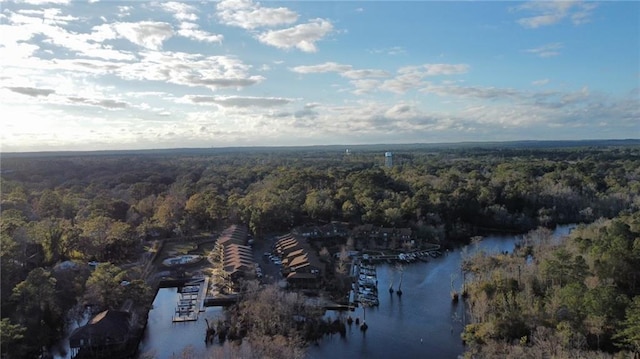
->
[177, 26, 224, 43]
[369, 46, 406, 56]
[525, 43, 563, 58]
[157, 4, 223, 43]
[380, 64, 469, 94]
[187, 95, 293, 107]
[257, 18, 333, 52]
[110, 22, 174, 50]
[159, 2, 199, 22]
[532, 79, 550, 86]
[292, 62, 467, 94]
[428, 64, 468, 75]
[217, 0, 298, 29]
[7, 86, 55, 97]
[343, 69, 390, 80]
[422, 84, 522, 99]
[67, 96, 128, 109]
[290, 62, 390, 80]
[350, 79, 381, 95]
[514, 1, 597, 29]
[19, 0, 70, 5]
[291, 62, 352, 74]
[114, 51, 264, 90]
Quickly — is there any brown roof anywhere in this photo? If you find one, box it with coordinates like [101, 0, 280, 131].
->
[289, 254, 309, 268]
[287, 272, 318, 279]
[285, 249, 305, 260]
[217, 225, 249, 246]
[276, 238, 297, 250]
[69, 310, 131, 348]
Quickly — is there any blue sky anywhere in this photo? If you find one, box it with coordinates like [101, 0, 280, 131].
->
[1, 0, 638, 152]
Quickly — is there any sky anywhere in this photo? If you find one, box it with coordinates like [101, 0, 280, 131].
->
[1, 0, 638, 152]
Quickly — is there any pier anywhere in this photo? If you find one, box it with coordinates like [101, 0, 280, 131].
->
[360, 244, 441, 264]
[172, 277, 208, 322]
[353, 261, 379, 307]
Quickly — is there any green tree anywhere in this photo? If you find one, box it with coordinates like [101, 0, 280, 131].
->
[84, 263, 127, 309]
[0, 318, 26, 357]
[35, 189, 63, 219]
[614, 296, 640, 354]
[11, 268, 62, 354]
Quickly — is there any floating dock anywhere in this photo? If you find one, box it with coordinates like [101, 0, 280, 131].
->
[172, 277, 208, 322]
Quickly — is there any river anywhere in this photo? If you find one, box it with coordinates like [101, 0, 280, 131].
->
[138, 224, 575, 359]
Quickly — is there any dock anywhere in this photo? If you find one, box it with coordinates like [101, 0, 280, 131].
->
[172, 277, 208, 322]
[353, 261, 379, 307]
[360, 245, 441, 264]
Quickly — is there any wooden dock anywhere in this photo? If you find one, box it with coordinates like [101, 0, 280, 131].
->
[172, 277, 208, 322]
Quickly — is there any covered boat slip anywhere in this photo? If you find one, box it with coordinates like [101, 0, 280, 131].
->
[172, 277, 208, 322]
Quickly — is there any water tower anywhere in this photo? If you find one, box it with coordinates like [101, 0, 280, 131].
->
[384, 152, 393, 168]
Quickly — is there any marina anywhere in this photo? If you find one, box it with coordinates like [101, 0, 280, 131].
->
[172, 277, 208, 322]
[137, 225, 575, 359]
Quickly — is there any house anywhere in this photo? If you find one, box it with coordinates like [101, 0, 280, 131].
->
[213, 225, 255, 290]
[216, 224, 249, 247]
[274, 233, 325, 288]
[69, 310, 132, 358]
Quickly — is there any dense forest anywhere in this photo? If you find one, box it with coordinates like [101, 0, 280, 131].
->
[462, 212, 640, 358]
[1, 142, 639, 357]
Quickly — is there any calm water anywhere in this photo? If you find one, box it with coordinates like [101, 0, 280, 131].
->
[138, 288, 230, 359]
[140, 225, 575, 359]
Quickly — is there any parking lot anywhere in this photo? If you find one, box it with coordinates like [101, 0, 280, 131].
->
[251, 235, 284, 284]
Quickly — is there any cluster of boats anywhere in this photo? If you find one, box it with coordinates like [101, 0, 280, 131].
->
[397, 250, 442, 263]
[355, 263, 379, 307]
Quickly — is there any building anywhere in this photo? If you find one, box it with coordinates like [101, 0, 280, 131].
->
[212, 225, 255, 291]
[385, 152, 393, 168]
[69, 310, 133, 358]
[274, 234, 325, 288]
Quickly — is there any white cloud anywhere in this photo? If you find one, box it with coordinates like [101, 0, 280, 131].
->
[369, 46, 406, 56]
[514, 1, 597, 28]
[178, 27, 224, 43]
[115, 51, 265, 90]
[159, 2, 199, 22]
[350, 79, 381, 95]
[186, 95, 294, 108]
[290, 62, 390, 80]
[422, 64, 469, 76]
[257, 18, 333, 52]
[19, 0, 70, 5]
[422, 84, 522, 99]
[110, 22, 174, 50]
[217, 0, 298, 29]
[67, 96, 129, 109]
[6, 86, 55, 97]
[532, 79, 550, 86]
[380, 64, 469, 94]
[291, 62, 352, 74]
[343, 69, 390, 80]
[525, 43, 563, 58]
